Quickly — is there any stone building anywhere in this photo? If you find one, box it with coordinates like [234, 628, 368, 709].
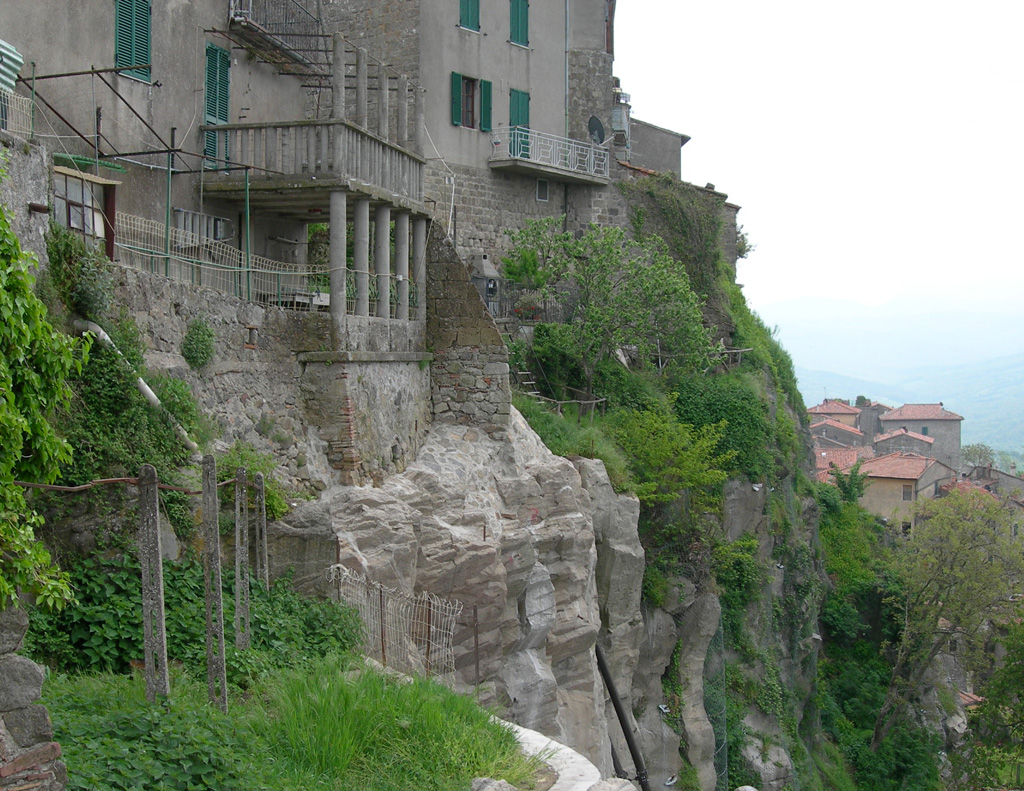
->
[873, 427, 934, 457]
[879, 403, 963, 472]
[852, 452, 956, 528]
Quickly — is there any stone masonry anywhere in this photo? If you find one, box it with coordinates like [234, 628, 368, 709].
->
[426, 227, 511, 428]
[0, 607, 66, 791]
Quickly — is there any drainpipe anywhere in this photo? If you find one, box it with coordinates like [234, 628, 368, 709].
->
[72, 319, 199, 453]
[595, 642, 651, 791]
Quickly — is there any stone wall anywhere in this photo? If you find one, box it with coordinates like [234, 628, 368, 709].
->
[567, 49, 615, 145]
[114, 266, 433, 487]
[426, 229, 510, 428]
[322, 0, 422, 82]
[0, 133, 49, 267]
[0, 608, 66, 791]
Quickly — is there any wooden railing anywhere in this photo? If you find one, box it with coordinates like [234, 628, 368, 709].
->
[199, 119, 425, 203]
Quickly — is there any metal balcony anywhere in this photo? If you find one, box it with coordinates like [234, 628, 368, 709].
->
[488, 127, 610, 185]
[228, 0, 327, 74]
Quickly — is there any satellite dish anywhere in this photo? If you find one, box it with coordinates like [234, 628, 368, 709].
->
[588, 116, 605, 144]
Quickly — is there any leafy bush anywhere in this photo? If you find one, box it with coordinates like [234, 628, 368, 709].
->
[671, 374, 773, 480]
[181, 318, 215, 371]
[24, 555, 362, 684]
[217, 441, 290, 521]
[712, 534, 765, 640]
[45, 223, 113, 321]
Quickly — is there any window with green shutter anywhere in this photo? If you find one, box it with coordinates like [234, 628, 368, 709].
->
[509, 89, 530, 157]
[510, 0, 529, 46]
[205, 44, 230, 167]
[452, 72, 491, 131]
[460, 0, 480, 31]
[115, 0, 152, 82]
[479, 80, 492, 132]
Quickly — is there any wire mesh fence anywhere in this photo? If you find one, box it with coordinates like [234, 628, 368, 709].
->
[327, 564, 463, 680]
[0, 86, 33, 138]
[703, 616, 729, 791]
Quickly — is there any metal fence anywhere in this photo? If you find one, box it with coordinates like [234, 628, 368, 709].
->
[328, 564, 463, 680]
[489, 126, 610, 180]
[116, 213, 417, 315]
[0, 86, 32, 139]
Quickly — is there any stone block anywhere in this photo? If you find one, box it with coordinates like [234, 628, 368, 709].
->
[0, 607, 29, 654]
[0, 656, 44, 711]
[4, 704, 53, 747]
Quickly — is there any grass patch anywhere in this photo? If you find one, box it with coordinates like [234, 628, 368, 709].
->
[46, 657, 543, 791]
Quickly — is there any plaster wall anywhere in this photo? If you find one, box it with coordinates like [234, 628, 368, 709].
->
[626, 119, 683, 177]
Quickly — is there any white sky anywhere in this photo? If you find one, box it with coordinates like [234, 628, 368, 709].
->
[614, 1, 1024, 375]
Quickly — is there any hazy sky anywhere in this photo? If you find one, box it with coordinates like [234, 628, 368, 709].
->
[614, 2, 1024, 376]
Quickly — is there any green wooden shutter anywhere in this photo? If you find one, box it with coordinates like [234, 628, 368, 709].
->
[115, 0, 151, 81]
[511, 0, 529, 46]
[510, 89, 529, 127]
[450, 71, 463, 126]
[460, 0, 480, 30]
[205, 44, 230, 164]
[480, 80, 492, 132]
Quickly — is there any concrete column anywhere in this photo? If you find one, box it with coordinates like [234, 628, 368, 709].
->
[374, 204, 392, 318]
[378, 63, 390, 141]
[234, 468, 250, 650]
[138, 464, 169, 702]
[412, 217, 427, 321]
[397, 74, 409, 147]
[332, 33, 346, 120]
[356, 48, 367, 129]
[354, 199, 371, 317]
[329, 190, 348, 343]
[394, 211, 410, 320]
[202, 455, 228, 712]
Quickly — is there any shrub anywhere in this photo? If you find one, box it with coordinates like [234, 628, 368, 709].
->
[44, 223, 113, 321]
[217, 441, 290, 521]
[181, 318, 215, 370]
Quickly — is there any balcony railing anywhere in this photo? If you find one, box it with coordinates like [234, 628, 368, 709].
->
[228, 0, 326, 72]
[200, 119, 424, 204]
[115, 213, 417, 316]
[0, 86, 32, 139]
[489, 126, 609, 181]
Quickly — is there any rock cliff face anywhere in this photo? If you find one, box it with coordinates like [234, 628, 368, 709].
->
[269, 408, 644, 776]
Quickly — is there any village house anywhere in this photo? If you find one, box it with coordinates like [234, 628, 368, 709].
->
[879, 403, 963, 472]
[873, 427, 934, 457]
[845, 452, 956, 529]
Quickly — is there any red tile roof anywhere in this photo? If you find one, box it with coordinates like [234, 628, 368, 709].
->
[874, 428, 934, 445]
[808, 399, 861, 416]
[815, 447, 874, 470]
[852, 452, 939, 481]
[881, 403, 964, 422]
[810, 418, 864, 436]
[938, 479, 997, 498]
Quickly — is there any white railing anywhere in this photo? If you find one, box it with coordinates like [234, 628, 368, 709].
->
[115, 213, 417, 316]
[200, 119, 424, 203]
[0, 87, 32, 139]
[489, 126, 609, 179]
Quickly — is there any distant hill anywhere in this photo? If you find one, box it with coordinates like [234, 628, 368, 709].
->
[796, 353, 1024, 451]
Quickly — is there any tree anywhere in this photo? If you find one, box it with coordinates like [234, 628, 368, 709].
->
[0, 158, 86, 609]
[829, 459, 867, 504]
[870, 489, 1024, 750]
[962, 442, 996, 468]
[504, 218, 715, 397]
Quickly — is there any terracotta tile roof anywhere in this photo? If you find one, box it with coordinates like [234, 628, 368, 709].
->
[810, 418, 864, 436]
[881, 403, 964, 422]
[851, 452, 937, 481]
[815, 447, 874, 470]
[958, 690, 985, 708]
[808, 399, 861, 416]
[874, 428, 934, 445]
[938, 479, 997, 498]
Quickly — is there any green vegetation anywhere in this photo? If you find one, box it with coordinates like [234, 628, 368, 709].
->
[181, 318, 216, 371]
[0, 161, 86, 609]
[44, 222, 113, 322]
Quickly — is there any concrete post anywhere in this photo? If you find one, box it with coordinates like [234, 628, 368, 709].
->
[356, 48, 367, 129]
[414, 87, 425, 154]
[413, 217, 427, 321]
[378, 63, 389, 141]
[202, 455, 228, 712]
[329, 190, 348, 344]
[397, 75, 409, 148]
[254, 472, 269, 589]
[138, 464, 169, 702]
[234, 468, 251, 649]
[332, 33, 346, 120]
[395, 211, 410, 320]
[374, 205, 392, 318]
[354, 199, 371, 317]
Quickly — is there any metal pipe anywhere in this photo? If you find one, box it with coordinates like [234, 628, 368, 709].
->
[595, 642, 650, 791]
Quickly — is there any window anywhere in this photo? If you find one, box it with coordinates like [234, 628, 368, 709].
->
[115, 0, 152, 82]
[459, 0, 480, 31]
[509, 88, 530, 157]
[902, 484, 913, 501]
[52, 166, 116, 259]
[204, 44, 230, 166]
[921, 426, 929, 436]
[450, 72, 492, 131]
[510, 0, 529, 46]
[536, 179, 549, 202]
